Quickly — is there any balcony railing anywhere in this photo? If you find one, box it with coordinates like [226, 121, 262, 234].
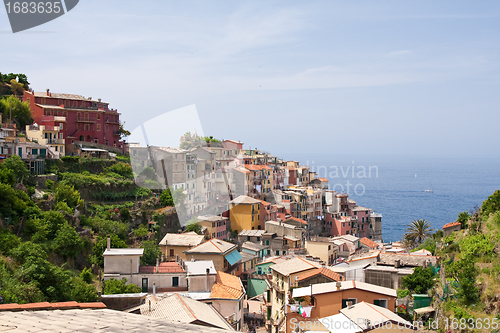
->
[47, 138, 65, 144]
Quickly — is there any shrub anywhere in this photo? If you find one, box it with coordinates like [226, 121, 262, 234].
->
[45, 179, 54, 191]
[401, 267, 435, 294]
[104, 278, 141, 294]
[80, 267, 93, 284]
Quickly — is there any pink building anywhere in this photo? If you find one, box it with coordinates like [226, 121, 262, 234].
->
[326, 213, 356, 237]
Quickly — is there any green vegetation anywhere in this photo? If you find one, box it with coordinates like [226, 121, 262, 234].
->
[0, 152, 177, 305]
[103, 278, 141, 295]
[401, 267, 435, 294]
[404, 219, 434, 246]
[396, 189, 500, 329]
[140, 240, 161, 266]
[0, 96, 33, 129]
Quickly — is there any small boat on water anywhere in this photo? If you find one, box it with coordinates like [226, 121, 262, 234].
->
[424, 189, 433, 193]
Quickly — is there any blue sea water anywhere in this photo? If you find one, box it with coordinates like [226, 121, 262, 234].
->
[279, 153, 500, 242]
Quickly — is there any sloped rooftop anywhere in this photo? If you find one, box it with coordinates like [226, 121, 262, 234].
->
[0, 308, 234, 332]
[159, 233, 205, 247]
[270, 257, 320, 276]
[185, 239, 236, 254]
[129, 293, 233, 330]
[229, 195, 261, 205]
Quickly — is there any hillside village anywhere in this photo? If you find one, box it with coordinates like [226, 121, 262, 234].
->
[1, 75, 500, 333]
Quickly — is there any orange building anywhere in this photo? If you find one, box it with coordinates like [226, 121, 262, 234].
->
[286, 280, 397, 333]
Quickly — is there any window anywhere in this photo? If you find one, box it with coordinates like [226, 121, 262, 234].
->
[374, 299, 387, 308]
[97, 124, 101, 131]
[282, 251, 286, 255]
[172, 276, 179, 287]
[276, 250, 279, 256]
[257, 237, 260, 241]
[342, 299, 357, 308]
[266, 240, 269, 246]
[169, 249, 174, 257]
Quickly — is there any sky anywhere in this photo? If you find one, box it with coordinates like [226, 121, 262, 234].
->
[2, 1, 500, 157]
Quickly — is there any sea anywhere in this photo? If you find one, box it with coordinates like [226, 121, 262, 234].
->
[278, 153, 500, 242]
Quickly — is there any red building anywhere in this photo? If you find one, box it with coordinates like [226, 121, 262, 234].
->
[23, 89, 124, 155]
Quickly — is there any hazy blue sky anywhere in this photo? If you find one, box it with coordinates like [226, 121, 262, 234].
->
[2, 1, 500, 156]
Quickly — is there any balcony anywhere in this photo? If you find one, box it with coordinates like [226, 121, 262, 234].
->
[76, 117, 95, 123]
[46, 138, 65, 144]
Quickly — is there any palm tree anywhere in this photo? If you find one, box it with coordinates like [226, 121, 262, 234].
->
[405, 219, 434, 245]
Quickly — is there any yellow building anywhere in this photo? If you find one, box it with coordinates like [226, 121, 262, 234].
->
[25, 124, 65, 157]
[229, 195, 261, 233]
[305, 240, 339, 265]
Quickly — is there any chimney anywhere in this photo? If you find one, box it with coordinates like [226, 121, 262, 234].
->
[156, 258, 159, 273]
[46, 88, 50, 96]
[205, 268, 210, 292]
[107, 235, 110, 250]
[336, 281, 342, 291]
[98, 98, 101, 102]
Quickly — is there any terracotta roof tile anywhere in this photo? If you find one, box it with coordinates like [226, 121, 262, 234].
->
[360, 237, 379, 249]
[443, 221, 461, 229]
[0, 302, 107, 312]
[296, 267, 343, 282]
[284, 217, 307, 225]
[210, 272, 244, 300]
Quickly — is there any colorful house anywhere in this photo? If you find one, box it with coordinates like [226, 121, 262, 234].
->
[229, 195, 261, 233]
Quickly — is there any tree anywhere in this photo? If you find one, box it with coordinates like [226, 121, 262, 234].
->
[482, 190, 500, 217]
[159, 188, 174, 207]
[401, 267, 435, 294]
[0, 183, 30, 221]
[54, 224, 85, 259]
[103, 278, 141, 294]
[80, 267, 93, 284]
[133, 225, 149, 241]
[405, 219, 434, 245]
[40, 210, 68, 239]
[0, 168, 16, 186]
[9, 79, 24, 95]
[71, 278, 99, 302]
[0, 96, 33, 129]
[457, 211, 470, 229]
[89, 216, 128, 239]
[119, 207, 130, 222]
[447, 254, 479, 305]
[91, 235, 127, 267]
[11, 242, 74, 301]
[54, 184, 83, 209]
[186, 222, 202, 235]
[140, 240, 162, 266]
[0, 229, 21, 255]
[118, 122, 131, 139]
[1, 155, 29, 184]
